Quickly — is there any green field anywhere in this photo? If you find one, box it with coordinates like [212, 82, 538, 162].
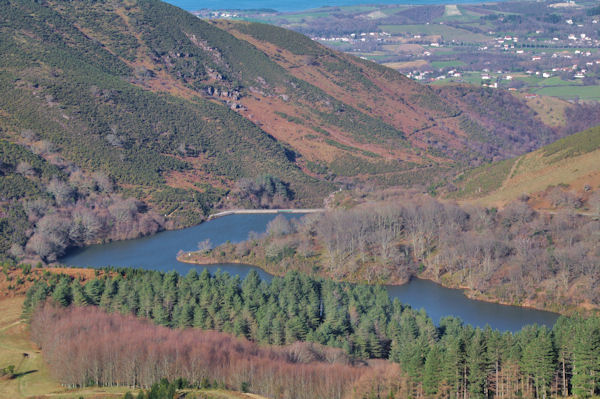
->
[532, 85, 600, 100]
[431, 60, 467, 69]
[458, 71, 488, 85]
[516, 76, 575, 86]
[379, 24, 489, 42]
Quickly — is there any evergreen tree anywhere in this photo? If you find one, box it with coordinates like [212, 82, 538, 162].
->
[84, 278, 104, 305]
[572, 318, 600, 398]
[553, 316, 574, 397]
[99, 278, 117, 311]
[71, 279, 89, 306]
[521, 327, 555, 399]
[467, 329, 488, 399]
[423, 345, 443, 396]
[152, 298, 169, 326]
[51, 277, 72, 307]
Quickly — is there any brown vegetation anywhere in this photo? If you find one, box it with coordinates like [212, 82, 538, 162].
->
[0, 264, 105, 300]
[31, 304, 405, 399]
[190, 195, 600, 313]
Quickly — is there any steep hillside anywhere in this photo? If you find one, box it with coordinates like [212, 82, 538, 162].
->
[216, 21, 578, 170]
[447, 125, 600, 210]
[0, 0, 329, 260]
[0, 0, 589, 262]
[0, 0, 328, 196]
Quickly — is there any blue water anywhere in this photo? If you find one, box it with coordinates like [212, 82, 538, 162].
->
[61, 213, 559, 332]
[165, 0, 502, 12]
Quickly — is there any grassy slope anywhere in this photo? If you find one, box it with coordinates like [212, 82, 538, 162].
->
[0, 272, 267, 399]
[0, 296, 130, 399]
[449, 125, 600, 206]
[520, 94, 570, 128]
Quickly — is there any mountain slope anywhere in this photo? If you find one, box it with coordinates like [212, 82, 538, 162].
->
[0, 1, 330, 206]
[0, 0, 593, 260]
[0, 0, 580, 193]
[447, 125, 600, 209]
[215, 21, 585, 166]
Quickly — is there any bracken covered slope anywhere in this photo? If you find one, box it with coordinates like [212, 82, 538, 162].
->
[0, 0, 591, 259]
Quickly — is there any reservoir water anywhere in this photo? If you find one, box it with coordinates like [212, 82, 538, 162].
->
[61, 213, 559, 332]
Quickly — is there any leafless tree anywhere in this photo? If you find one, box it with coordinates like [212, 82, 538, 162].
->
[47, 179, 76, 206]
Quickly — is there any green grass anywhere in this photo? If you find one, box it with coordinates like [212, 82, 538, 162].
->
[379, 24, 489, 42]
[458, 72, 487, 85]
[0, 297, 130, 398]
[532, 85, 600, 100]
[431, 60, 466, 69]
[542, 125, 600, 162]
[270, 11, 332, 22]
[450, 158, 517, 199]
[0, 296, 267, 399]
[450, 125, 600, 204]
[516, 76, 576, 87]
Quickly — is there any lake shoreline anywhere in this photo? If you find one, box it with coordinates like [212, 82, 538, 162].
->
[207, 208, 324, 220]
[61, 212, 562, 330]
[177, 252, 411, 285]
[177, 252, 569, 317]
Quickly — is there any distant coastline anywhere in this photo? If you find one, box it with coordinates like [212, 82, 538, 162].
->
[165, 0, 508, 13]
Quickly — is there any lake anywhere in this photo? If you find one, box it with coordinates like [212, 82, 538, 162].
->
[165, 0, 506, 12]
[61, 213, 558, 332]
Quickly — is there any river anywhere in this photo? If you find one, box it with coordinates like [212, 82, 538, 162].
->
[61, 213, 558, 332]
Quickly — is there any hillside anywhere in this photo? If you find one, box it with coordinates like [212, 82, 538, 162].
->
[447, 125, 600, 210]
[0, 0, 593, 263]
[216, 21, 588, 169]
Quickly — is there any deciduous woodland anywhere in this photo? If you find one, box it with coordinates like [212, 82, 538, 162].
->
[189, 195, 600, 312]
[25, 268, 600, 398]
[31, 305, 384, 399]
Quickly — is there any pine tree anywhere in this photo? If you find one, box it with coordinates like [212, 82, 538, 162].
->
[173, 302, 193, 327]
[99, 278, 117, 311]
[192, 305, 208, 329]
[71, 280, 89, 307]
[521, 327, 555, 399]
[51, 277, 72, 307]
[151, 298, 169, 326]
[440, 335, 466, 399]
[572, 318, 600, 398]
[553, 316, 574, 397]
[485, 327, 504, 398]
[467, 329, 488, 399]
[423, 345, 443, 396]
[84, 278, 104, 305]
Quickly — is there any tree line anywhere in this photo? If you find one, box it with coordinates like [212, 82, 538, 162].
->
[31, 304, 375, 399]
[0, 139, 166, 263]
[207, 196, 600, 311]
[25, 267, 600, 398]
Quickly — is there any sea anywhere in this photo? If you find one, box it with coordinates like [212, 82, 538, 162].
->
[165, 0, 501, 12]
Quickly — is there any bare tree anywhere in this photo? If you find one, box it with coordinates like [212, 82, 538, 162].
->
[197, 238, 212, 252]
[16, 161, 36, 177]
[47, 179, 76, 206]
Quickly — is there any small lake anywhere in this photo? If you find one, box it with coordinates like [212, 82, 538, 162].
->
[61, 213, 559, 332]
